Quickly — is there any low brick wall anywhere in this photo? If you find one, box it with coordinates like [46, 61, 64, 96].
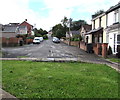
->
[9, 37, 19, 46]
[93, 43, 102, 55]
[1, 37, 23, 47]
[26, 39, 33, 44]
[62, 40, 108, 58]
[80, 41, 86, 51]
[70, 41, 79, 47]
[63, 40, 69, 45]
[93, 44, 97, 55]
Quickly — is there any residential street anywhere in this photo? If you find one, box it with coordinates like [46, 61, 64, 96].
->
[2, 37, 81, 58]
[2, 36, 111, 64]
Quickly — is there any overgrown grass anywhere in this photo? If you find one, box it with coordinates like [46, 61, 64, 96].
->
[108, 58, 120, 63]
[2, 60, 120, 98]
[17, 56, 28, 58]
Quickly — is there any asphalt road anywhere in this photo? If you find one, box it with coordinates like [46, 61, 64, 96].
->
[2, 36, 115, 67]
[2, 37, 82, 58]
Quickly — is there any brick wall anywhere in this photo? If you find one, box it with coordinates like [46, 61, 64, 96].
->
[26, 39, 33, 44]
[1, 37, 22, 47]
[93, 43, 102, 55]
[79, 41, 86, 51]
[62, 40, 108, 58]
[70, 41, 79, 47]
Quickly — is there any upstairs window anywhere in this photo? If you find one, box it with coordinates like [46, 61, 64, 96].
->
[114, 10, 118, 23]
[117, 35, 120, 44]
[93, 20, 95, 29]
[99, 17, 101, 27]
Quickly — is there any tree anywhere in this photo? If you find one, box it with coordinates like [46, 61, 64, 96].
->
[52, 24, 66, 39]
[92, 10, 104, 18]
[71, 20, 87, 31]
[61, 16, 68, 28]
[34, 28, 48, 37]
[61, 16, 69, 35]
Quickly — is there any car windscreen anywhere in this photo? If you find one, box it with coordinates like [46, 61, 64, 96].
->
[35, 39, 40, 40]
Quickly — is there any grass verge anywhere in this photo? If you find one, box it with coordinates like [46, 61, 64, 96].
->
[107, 58, 120, 63]
[2, 60, 120, 98]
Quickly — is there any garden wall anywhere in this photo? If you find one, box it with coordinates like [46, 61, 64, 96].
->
[1, 37, 23, 47]
[62, 39, 108, 58]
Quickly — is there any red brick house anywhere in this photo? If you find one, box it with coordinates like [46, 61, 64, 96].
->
[19, 20, 33, 35]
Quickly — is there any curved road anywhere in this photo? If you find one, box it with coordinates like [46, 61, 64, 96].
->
[2, 37, 82, 58]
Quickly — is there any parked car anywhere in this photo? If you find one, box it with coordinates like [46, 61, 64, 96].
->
[33, 37, 41, 44]
[39, 37, 43, 42]
[52, 37, 60, 43]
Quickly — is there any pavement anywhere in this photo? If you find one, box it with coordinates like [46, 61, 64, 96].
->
[0, 89, 18, 100]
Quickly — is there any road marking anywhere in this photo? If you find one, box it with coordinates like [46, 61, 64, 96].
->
[27, 53, 32, 56]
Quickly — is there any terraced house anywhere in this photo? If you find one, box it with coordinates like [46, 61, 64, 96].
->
[85, 2, 120, 55]
[106, 2, 120, 54]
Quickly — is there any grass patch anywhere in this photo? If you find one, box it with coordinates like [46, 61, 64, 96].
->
[2, 60, 120, 98]
[17, 56, 28, 58]
[107, 58, 120, 63]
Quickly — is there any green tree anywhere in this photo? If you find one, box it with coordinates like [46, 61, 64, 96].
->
[92, 10, 104, 18]
[52, 24, 66, 39]
[71, 20, 87, 31]
[34, 28, 48, 37]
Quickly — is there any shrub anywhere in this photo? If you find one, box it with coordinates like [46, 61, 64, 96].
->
[26, 36, 34, 39]
[43, 34, 48, 39]
[108, 46, 112, 55]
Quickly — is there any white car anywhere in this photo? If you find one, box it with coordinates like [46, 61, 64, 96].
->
[33, 37, 41, 44]
[39, 37, 43, 42]
[52, 37, 60, 43]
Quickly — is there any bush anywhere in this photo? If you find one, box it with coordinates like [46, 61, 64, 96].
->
[26, 36, 34, 39]
[35, 33, 42, 37]
[43, 34, 48, 39]
[61, 37, 66, 40]
[108, 46, 112, 55]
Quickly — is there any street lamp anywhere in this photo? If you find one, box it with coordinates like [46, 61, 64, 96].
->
[68, 18, 72, 45]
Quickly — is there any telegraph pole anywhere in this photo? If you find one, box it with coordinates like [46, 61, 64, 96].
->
[68, 18, 72, 45]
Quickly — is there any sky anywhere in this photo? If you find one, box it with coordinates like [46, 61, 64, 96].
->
[0, 0, 120, 31]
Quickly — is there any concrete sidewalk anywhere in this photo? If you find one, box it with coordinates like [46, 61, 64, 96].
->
[0, 57, 119, 72]
[1, 89, 18, 100]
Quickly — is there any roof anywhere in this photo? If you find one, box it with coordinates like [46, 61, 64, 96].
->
[70, 30, 80, 35]
[9, 23, 20, 26]
[20, 21, 33, 27]
[2, 25, 17, 33]
[106, 22, 120, 31]
[92, 13, 105, 21]
[106, 2, 120, 13]
[82, 24, 92, 32]
[87, 27, 103, 34]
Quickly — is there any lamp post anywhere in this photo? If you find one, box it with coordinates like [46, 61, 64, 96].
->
[68, 18, 72, 45]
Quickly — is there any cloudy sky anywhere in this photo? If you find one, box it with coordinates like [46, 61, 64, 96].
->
[0, 0, 119, 31]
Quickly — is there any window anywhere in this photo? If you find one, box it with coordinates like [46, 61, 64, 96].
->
[117, 35, 120, 44]
[114, 10, 118, 23]
[93, 20, 95, 29]
[99, 17, 101, 27]
[117, 45, 120, 52]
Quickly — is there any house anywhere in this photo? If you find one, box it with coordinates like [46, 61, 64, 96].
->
[105, 2, 120, 54]
[80, 24, 92, 42]
[66, 30, 80, 38]
[1, 25, 18, 38]
[0, 23, 27, 38]
[86, 12, 107, 44]
[16, 26, 27, 35]
[19, 20, 34, 35]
